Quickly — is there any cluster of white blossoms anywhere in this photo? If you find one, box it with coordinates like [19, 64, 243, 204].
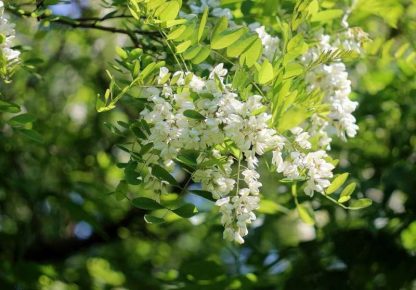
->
[249, 23, 281, 61]
[129, 4, 366, 243]
[0, 1, 20, 73]
[139, 62, 341, 243]
[303, 26, 367, 140]
[188, 0, 233, 19]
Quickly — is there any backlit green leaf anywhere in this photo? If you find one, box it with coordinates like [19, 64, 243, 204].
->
[132, 197, 165, 210]
[172, 203, 198, 218]
[152, 164, 178, 185]
[338, 183, 356, 203]
[183, 109, 206, 120]
[326, 173, 349, 195]
[258, 59, 274, 84]
[211, 27, 246, 50]
[198, 7, 208, 42]
[348, 198, 373, 210]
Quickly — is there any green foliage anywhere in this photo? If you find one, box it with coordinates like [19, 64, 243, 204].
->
[1, 0, 416, 289]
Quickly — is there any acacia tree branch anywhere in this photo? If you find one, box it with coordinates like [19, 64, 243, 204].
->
[6, 6, 161, 48]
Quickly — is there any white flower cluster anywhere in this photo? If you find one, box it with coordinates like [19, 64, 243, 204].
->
[189, 0, 233, 19]
[303, 28, 365, 140]
[139, 64, 338, 243]
[271, 127, 335, 197]
[0, 1, 20, 73]
[249, 23, 281, 61]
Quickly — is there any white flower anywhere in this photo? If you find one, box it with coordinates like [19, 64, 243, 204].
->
[209, 63, 228, 80]
[0, 1, 20, 73]
[189, 75, 206, 92]
[212, 8, 233, 19]
[291, 127, 312, 149]
[249, 24, 280, 61]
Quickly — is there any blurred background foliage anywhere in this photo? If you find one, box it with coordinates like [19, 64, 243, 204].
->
[0, 0, 416, 289]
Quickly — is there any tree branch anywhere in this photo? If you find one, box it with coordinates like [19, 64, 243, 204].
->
[6, 6, 161, 48]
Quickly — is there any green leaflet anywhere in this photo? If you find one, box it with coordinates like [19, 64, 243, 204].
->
[257, 59, 274, 84]
[283, 63, 304, 79]
[172, 203, 198, 218]
[211, 16, 228, 39]
[310, 9, 343, 23]
[348, 198, 373, 210]
[276, 105, 309, 133]
[167, 24, 187, 40]
[175, 40, 192, 53]
[151, 164, 178, 185]
[0, 99, 20, 113]
[211, 27, 246, 50]
[156, 1, 181, 21]
[338, 183, 356, 203]
[132, 197, 165, 210]
[8, 113, 36, 126]
[326, 173, 349, 195]
[226, 34, 257, 58]
[183, 45, 202, 60]
[144, 214, 165, 224]
[189, 190, 215, 202]
[239, 38, 262, 67]
[191, 46, 211, 64]
[183, 109, 206, 120]
[198, 7, 208, 42]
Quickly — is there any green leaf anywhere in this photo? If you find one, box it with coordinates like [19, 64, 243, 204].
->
[191, 46, 211, 64]
[152, 164, 178, 185]
[8, 113, 36, 126]
[0, 99, 20, 113]
[115, 180, 128, 201]
[198, 7, 208, 42]
[189, 190, 215, 202]
[240, 38, 262, 67]
[175, 40, 192, 54]
[212, 16, 228, 39]
[258, 199, 283, 215]
[183, 45, 202, 60]
[172, 203, 198, 218]
[157, 1, 180, 21]
[17, 129, 43, 143]
[226, 34, 257, 58]
[348, 198, 373, 210]
[144, 214, 166, 224]
[167, 25, 187, 40]
[183, 109, 206, 120]
[311, 9, 343, 23]
[258, 59, 274, 84]
[132, 197, 165, 210]
[283, 63, 304, 78]
[296, 203, 315, 225]
[276, 106, 309, 133]
[211, 28, 246, 50]
[124, 161, 142, 185]
[115, 47, 128, 59]
[326, 173, 349, 195]
[338, 183, 356, 203]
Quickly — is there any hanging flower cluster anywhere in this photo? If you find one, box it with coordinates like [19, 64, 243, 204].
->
[0, 1, 20, 79]
[100, 0, 373, 244]
[135, 52, 359, 242]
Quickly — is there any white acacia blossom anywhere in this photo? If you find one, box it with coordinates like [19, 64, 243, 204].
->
[129, 8, 366, 243]
[138, 59, 346, 243]
[304, 27, 367, 140]
[0, 1, 20, 72]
